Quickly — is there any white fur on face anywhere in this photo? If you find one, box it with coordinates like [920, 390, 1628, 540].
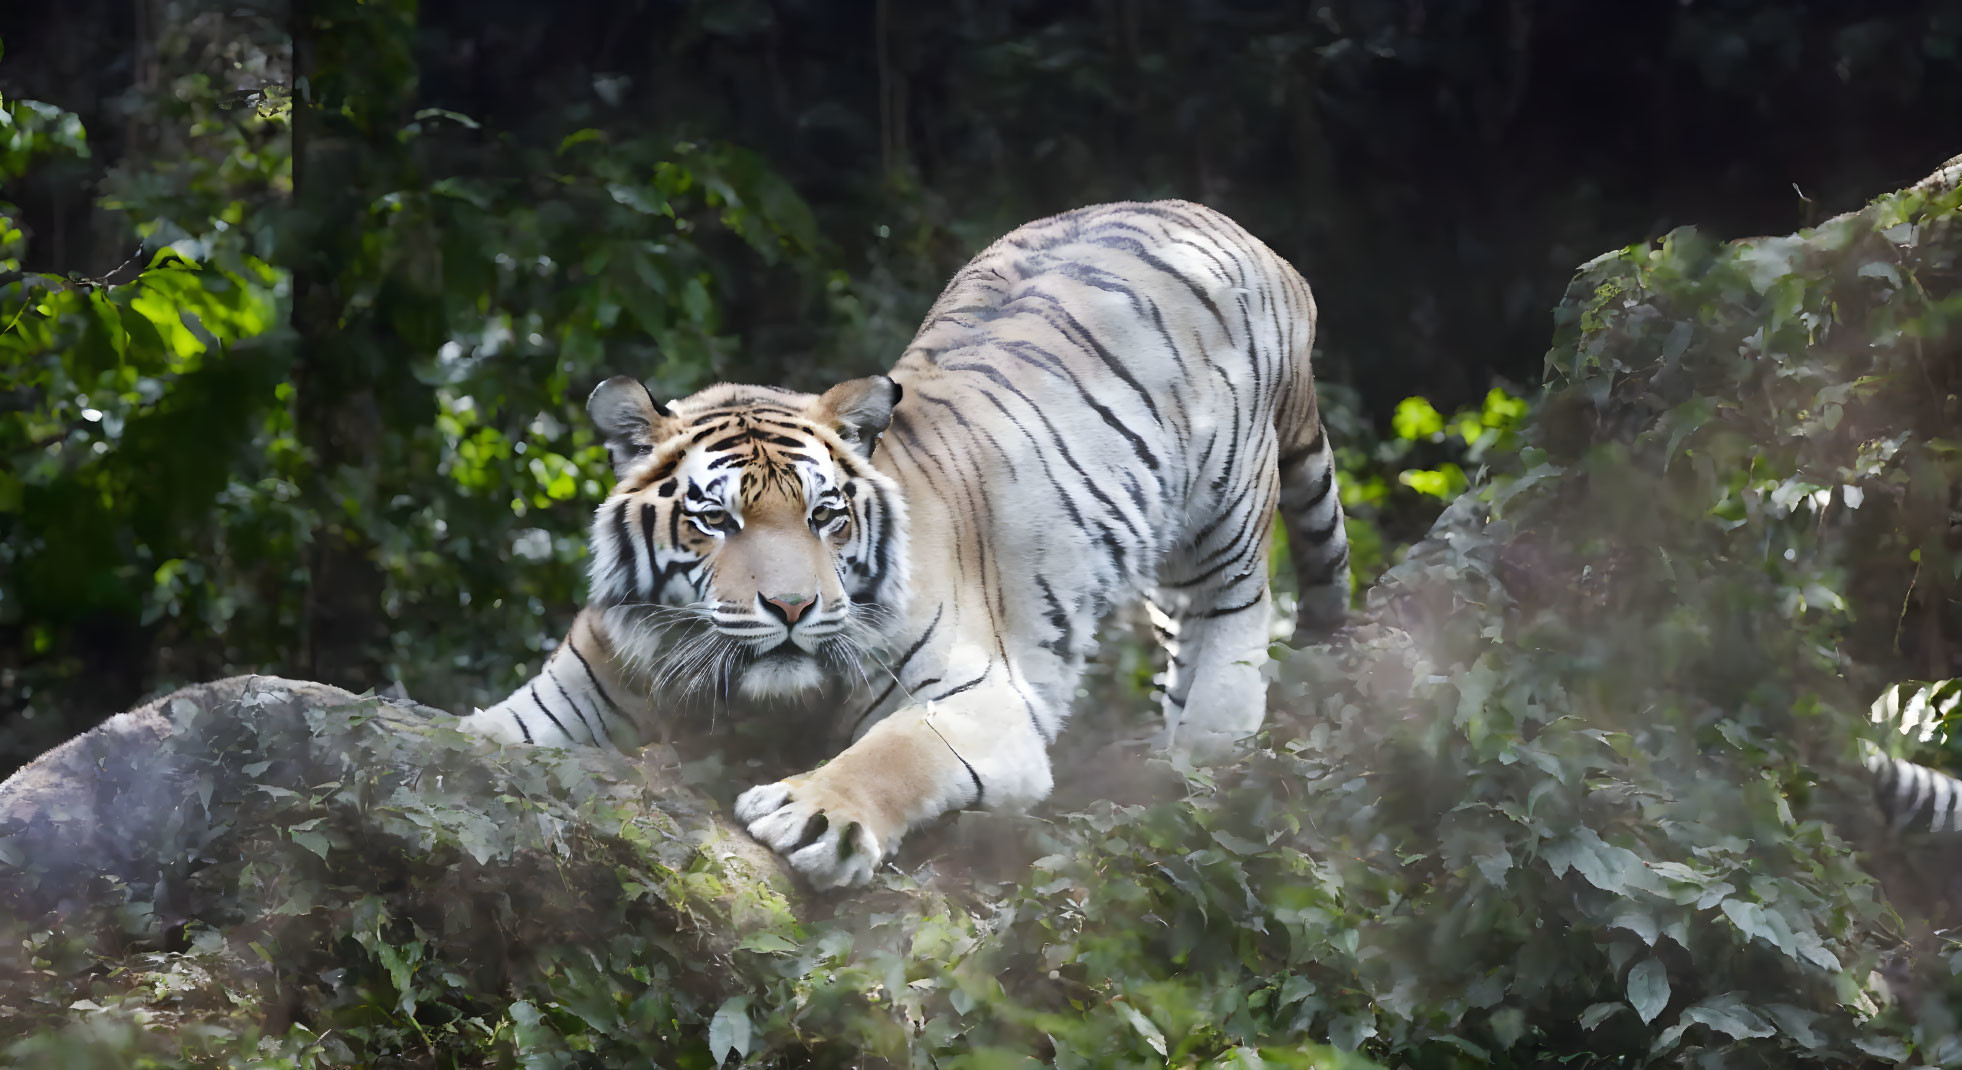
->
[739, 652, 827, 699]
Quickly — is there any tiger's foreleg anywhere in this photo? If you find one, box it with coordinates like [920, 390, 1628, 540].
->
[734, 682, 1053, 888]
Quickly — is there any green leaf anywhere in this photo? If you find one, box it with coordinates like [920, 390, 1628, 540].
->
[1473, 846, 1513, 886]
[1680, 994, 1774, 1040]
[1609, 910, 1657, 946]
[557, 127, 606, 154]
[1850, 1033, 1910, 1061]
[1114, 1000, 1166, 1057]
[1326, 1012, 1375, 1053]
[1720, 899, 1778, 949]
[1764, 1003, 1824, 1049]
[1542, 828, 1664, 897]
[1210, 828, 1267, 855]
[290, 829, 331, 859]
[1627, 957, 1670, 1024]
[1580, 1002, 1627, 1029]
[1488, 1007, 1527, 1048]
[1398, 462, 1467, 500]
[709, 995, 753, 1063]
[1391, 396, 1445, 441]
[738, 931, 798, 955]
[608, 182, 669, 217]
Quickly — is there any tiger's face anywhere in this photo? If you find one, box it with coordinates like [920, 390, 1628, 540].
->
[582, 374, 908, 701]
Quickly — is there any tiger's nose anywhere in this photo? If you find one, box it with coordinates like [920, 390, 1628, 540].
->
[761, 593, 815, 625]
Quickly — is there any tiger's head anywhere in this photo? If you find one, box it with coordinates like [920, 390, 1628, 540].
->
[581, 373, 909, 701]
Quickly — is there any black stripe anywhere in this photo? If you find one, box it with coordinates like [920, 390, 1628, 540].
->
[691, 403, 801, 417]
[1041, 297, 1166, 432]
[1034, 576, 1074, 655]
[942, 359, 1146, 555]
[609, 499, 635, 601]
[1301, 511, 1344, 545]
[701, 431, 752, 453]
[1201, 594, 1265, 619]
[551, 673, 602, 745]
[509, 708, 535, 744]
[568, 641, 628, 722]
[647, 502, 699, 600]
[1190, 492, 1266, 569]
[1086, 226, 1228, 326]
[967, 387, 1096, 533]
[954, 750, 985, 808]
[931, 669, 989, 701]
[1296, 462, 1335, 510]
[1001, 337, 1162, 473]
[1162, 535, 1260, 590]
[1301, 545, 1351, 586]
[853, 606, 944, 731]
[1278, 424, 1326, 471]
[529, 684, 575, 740]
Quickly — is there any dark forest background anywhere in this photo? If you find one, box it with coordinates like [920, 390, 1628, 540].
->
[4, 0, 1961, 775]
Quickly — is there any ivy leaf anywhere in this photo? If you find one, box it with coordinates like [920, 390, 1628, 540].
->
[1326, 1012, 1376, 1053]
[1694, 881, 1734, 910]
[737, 931, 798, 955]
[1765, 1003, 1823, 1049]
[709, 995, 753, 1064]
[1609, 911, 1658, 946]
[289, 829, 331, 860]
[1720, 899, 1778, 949]
[1474, 846, 1513, 886]
[1278, 974, 1316, 1007]
[1543, 828, 1665, 897]
[1627, 957, 1670, 1024]
[1488, 1007, 1527, 1048]
[1681, 994, 1774, 1040]
[1210, 828, 1267, 856]
[1581, 1002, 1627, 1030]
[1851, 1033, 1910, 1061]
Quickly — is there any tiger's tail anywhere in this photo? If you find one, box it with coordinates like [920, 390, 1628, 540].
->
[1867, 747, 1962, 832]
[1277, 412, 1350, 644]
[1865, 680, 1962, 832]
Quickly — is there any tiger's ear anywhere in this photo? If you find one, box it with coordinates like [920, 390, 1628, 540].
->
[813, 375, 903, 458]
[587, 375, 673, 477]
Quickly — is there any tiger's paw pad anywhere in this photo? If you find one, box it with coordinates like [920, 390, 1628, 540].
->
[734, 782, 883, 889]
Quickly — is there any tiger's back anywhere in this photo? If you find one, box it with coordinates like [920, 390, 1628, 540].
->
[859, 200, 1349, 752]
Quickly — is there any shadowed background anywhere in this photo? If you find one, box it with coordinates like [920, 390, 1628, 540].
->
[3, 0, 1960, 775]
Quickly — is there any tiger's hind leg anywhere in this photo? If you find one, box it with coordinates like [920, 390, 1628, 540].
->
[1151, 479, 1283, 757]
[1278, 418, 1350, 642]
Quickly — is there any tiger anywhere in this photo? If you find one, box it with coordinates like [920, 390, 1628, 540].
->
[459, 200, 1353, 887]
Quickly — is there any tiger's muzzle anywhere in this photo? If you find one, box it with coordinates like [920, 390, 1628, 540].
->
[710, 593, 852, 656]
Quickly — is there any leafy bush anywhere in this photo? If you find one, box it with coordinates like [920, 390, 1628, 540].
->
[0, 73, 849, 768]
[1312, 384, 1530, 600]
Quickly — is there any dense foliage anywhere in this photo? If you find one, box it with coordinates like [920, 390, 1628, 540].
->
[0, 7, 856, 768]
[6, 3, 1962, 1066]
[5, 159, 1962, 1067]
[9, 0, 1962, 767]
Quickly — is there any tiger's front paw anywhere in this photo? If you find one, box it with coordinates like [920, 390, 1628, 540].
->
[734, 778, 890, 889]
